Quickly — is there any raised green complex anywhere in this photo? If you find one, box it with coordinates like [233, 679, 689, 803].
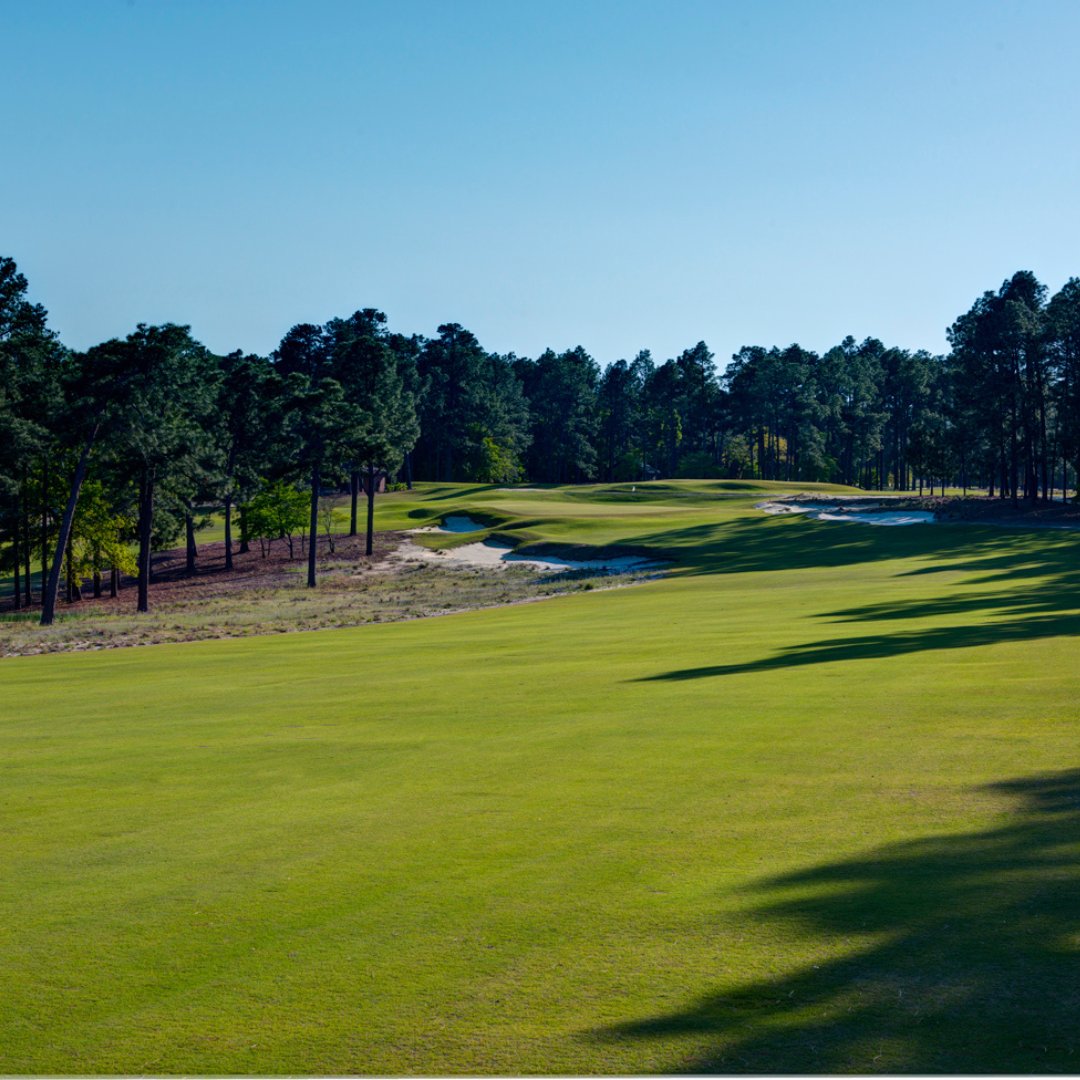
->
[2, 481, 1078, 1074]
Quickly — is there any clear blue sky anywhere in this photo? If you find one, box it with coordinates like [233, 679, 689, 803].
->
[3, 0, 1079, 369]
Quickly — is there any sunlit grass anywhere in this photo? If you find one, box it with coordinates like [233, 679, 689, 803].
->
[2, 481, 1079, 1073]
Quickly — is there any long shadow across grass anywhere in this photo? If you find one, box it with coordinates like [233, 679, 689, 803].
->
[636, 518, 1080, 680]
[589, 768, 1080, 1073]
[638, 513, 1077, 578]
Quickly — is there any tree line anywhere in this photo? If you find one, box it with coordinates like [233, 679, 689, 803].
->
[3, 258, 1080, 620]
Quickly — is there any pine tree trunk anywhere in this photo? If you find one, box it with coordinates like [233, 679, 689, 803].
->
[307, 465, 319, 588]
[137, 471, 154, 613]
[12, 519, 21, 609]
[22, 504, 32, 605]
[1010, 388, 1020, 508]
[40, 459, 49, 589]
[224, 492, 234, 571]
[40, 425, 98, 627]
[110, 567, 119, 597]
[185, 513, 197, 574]
[366, 466, 377, 557]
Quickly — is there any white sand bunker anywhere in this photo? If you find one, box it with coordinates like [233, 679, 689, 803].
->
[400, 537, 662, 574]
[758, 500, 935, 526]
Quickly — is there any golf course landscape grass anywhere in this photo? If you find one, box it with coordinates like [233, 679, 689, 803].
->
[2, 480, 1079, 1073]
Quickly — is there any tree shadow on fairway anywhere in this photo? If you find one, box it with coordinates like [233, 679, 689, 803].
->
[637, 526, 1080, 681]
[638, 611, 1080, 681]
[588, 768, 1080, 1073]
[637, 516, 931, 577]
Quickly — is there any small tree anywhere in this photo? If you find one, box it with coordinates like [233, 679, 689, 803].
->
[318, 495, 338, 554]
[71, 480, 137, 598]
[244, 480, 308, 559]
[472, 435, 522, 483]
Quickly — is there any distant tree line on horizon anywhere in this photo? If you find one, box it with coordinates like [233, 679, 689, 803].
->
[3, 256, 1080, 620]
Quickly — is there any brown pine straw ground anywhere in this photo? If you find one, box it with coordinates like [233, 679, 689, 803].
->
[0, 530, 655, 657]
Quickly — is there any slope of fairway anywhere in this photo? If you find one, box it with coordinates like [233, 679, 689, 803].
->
[2, 484, 1080, 1074]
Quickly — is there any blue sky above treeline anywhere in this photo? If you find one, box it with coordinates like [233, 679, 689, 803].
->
[3, 0, 1079, 369]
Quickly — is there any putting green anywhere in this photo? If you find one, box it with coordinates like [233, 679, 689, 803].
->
[2, 482, 1079, 1073]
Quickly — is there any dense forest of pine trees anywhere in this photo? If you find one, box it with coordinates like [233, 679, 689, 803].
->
[4, 255, 1080, 620]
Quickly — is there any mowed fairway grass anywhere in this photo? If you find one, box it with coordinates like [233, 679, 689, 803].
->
[2, 481, 1079, 1074]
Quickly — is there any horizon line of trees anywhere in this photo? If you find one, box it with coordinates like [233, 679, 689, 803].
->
[4, 257, 1080, 621]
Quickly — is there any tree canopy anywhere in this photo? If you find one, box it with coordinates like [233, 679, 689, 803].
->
[5, 254, 1080, 618]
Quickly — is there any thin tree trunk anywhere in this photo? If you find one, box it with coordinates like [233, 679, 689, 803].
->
[224, 492, 234, 571]
[22, 502, 32, 605]
[40, 425, 98, 627]
[40, 459, 49, 589]
[239, 503, 250, 554]
[1010, 386, 1020, 508]
[366, 465, 377, 557]
[110, 567, 119, 597]
[12, 515, 21, 609]
[137, 470, 154, 613]
[307, 465, 319, 588]
[405, 450, 413, 490]
[223, 445, 236, 570]
[21, 469, 32, 605]
[185, 512, 197, 574]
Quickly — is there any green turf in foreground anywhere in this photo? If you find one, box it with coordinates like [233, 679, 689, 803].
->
[2, 481, 1079, 1073]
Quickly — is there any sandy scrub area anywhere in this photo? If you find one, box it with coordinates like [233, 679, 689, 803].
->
[1, 525, 665, 657]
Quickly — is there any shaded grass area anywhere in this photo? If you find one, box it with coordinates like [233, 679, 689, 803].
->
[593, 769, 1080, 1073]
[2, 481, 1080, 1073]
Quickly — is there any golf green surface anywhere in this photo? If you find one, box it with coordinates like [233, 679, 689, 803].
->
[2, 481, 1079, 1073]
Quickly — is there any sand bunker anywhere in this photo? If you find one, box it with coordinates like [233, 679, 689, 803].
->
[398, 537, 662, 574]
[758, 500, 935, 526]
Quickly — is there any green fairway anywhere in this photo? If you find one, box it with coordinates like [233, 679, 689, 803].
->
[2, 481, 1079, 1073]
